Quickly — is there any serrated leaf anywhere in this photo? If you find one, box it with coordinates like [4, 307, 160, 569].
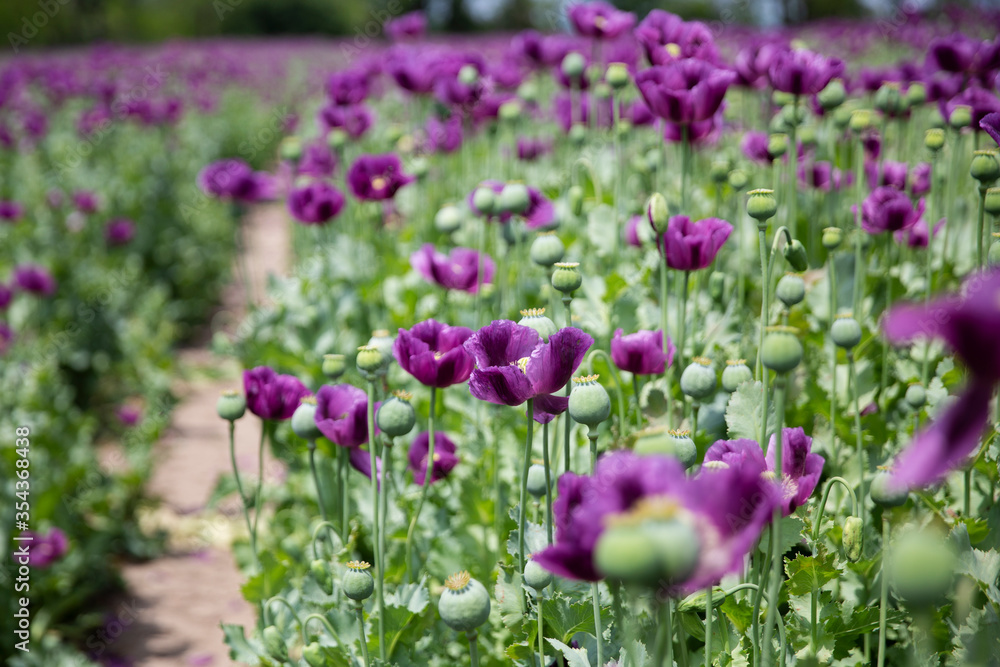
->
[240, 552, 288, 603]
[785, 552, 840, 596]
[495, 567, 527, 628]
[757, 516, 805, 558]
[546, 638, 591, 667]
[221, 623, 261, 663]
[543, 596, 599, 643]
[386, 577, 429, 614]
[618, 639, 649, 667]
[725, 381, 775, 441]
[720, 593, 754, 634]
[587, 204, 617, 258]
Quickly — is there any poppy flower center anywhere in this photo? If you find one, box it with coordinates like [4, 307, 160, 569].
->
[665, 43, 681, 58]
[607, 495, 682, 527]
[371, 176, 387, 190]
[514, 357, 530, 373]
[594, 15, 606, 28]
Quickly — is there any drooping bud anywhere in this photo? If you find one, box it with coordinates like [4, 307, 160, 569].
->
[647, 192, 669, 234]
[761, 326, 803, 373]
[303, 642, 325, 667]
[568, 185, 584, 216]
[311, 559, 333, 595]
[217, 390, 246, 422]
[783, 239, 809, 271]
[842, 516, 863, 562]
[262, 626, 288, 662]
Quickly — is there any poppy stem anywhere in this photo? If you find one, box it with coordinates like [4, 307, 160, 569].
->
[677, 270, 690, 371]
[356, 603, 370, 667]
[405, 386, 436, 582]
[921, 151, 940, 386]
[339, 446, 348, 545]
[542, 421, 553, 545]
[518, 398, 535, 575]
[228, 421, 258, 571]
[756, 226, 769, 380]
[366, 380, 385, 662]
[251, 419, 269, 569]
[978, 184, 988, 270]
[466, 630, 480, 667]
[379, 438, 393, 589]
[307, 440, 328, 525]
[660, 256, 675, 428]
[828, 248, 838, 450]
[761, 375, 787, 667]
[877, 514, 890, 667]
[705, 585, 714, 667]
[537, 588, 545, 667]
[632, 375, 642, 432]
[848, 351, 867, 529]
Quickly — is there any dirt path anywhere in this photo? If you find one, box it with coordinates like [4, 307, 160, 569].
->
[108, 203, 290, 667]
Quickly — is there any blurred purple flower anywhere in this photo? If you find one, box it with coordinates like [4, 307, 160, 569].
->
[73, 190, 100, 214]
[767, 48, 844, 96]
[568, 1, 635, 40]
[516, 137, 551, 162]
[765, 427, 824, 516]
[408, 431, 459, 485]
[0, 200, 24, 223]
[894, 216, 945, 249]
[105, 218, 135, 246]
[0, 283, 11, 310]
[636, 10, 719, 67]
[347, 153, 414, 201]
[326, 69, 369, 106]
[318, 103, 373, 139]
[861, 186, 925, 235]
[287, 181, 345, 225]
[387, 11, 427, 41]
[742, 131, 776, 165]
[425, 115, 463, 154]
[243, 367, 311, 421]
[636, 59, 735, 126]
[611, 328, 674, 376]
[410, 244, 495, 294]
[116, 405, 141, 427]
[297, 142, 337, 178]
[981, 112, 1000, 147]
[14, 264, 56, 296]
[624, 214, 643, 248]
[197, 160, 273, 202]
[17, 529, 68, 568]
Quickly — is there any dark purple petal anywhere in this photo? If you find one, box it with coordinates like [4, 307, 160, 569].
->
[468, 366, 535, 407]
[314, 383, 369, 447]
[525, 327, 594, 395]
[464, 319, 540, 369]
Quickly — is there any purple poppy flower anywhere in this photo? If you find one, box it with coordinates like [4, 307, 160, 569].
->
[408, 431, 459, 485]
[928, 34, 1000, 85]
[517, 137, 551, 162]
[298, 142, 337, 178]
[197, 160, 274, 202]
[741, 131, 776, 165]
[764, 427, 824, 516]
[387, 11, 427, 41]
[865, 159, 908, 191]
[943, 86, 1000, 129]
[318, 103, 373, 139]
[734, 42, 782, 88]
[662, 113, 720, 145]
[387, 58, 437, 95]
[411, 244, 495, 294]
[0, 322, 12, 355]
[0, 200, 24, 223]
[464, 320, 593, 423]
[611, 328, 674, 376]
[394, 319, 474, 388]
[894, 217, 945, 249]
[116, 405, 141, 427]
[910, 163, 932, 196]
[105, 218, 135, 246]
[635, 10, 719, 67]
[981, 112, 1000, 147]
[315, 383, 371, 448]
[568, 1, 635, 40]
[635, 60, 735, 127]
[347, 153, 414, 201]
[17, 528, 69, 568]
[425, 115, 463, 154]
[326, 69, 369, 106]
[349, 446, 382, 485]
[623, 98, 655, 126]
[767, 48, 844, 96]
[861, 187, 925, 235]
[624, 215, 643, 248]
[704, 437, 767, 470]
[287, 181, 346, 225]
[659, 216, 733, 271]
[243, 367, 311, 421]
[73, 190, 100, 214]
[0, 283, 12, 310]
[554, 92, 612, 132]
[13, 264, 56, 297]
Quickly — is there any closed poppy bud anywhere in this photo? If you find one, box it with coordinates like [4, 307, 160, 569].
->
[633, 427, 696, 469]
[831, 313, 862, 349]
[322, 354, 346, 380]
[728, 169, 748, 191]
[524, 558, 553, 590]
[327, 128, 348, 150]
[595, 513, 700, 586]
[356, 345, 384, 374]
[783, 239, 809, 271]
[984, 187, 1000, 216]
[648, 192, 669, 234]
[594, 81, 612, 100]
[217, 390, 246, 422]
[970, 150, 1000, 185]
[303, 643, 325, 667]
[817, 79, 846, 110]
[747, 189, 777, 225]
[680, 357, 716, 400]
[279, 136, 303, 162]
[606, 62, 630, 90]
[776, 273, 805, 307]
[832, 106, 851, 130]
[458, 64, 478, 85]
[924, 128, 945, 152]
[343, 560, 375, 601]
[842, 516, 863, 562]
[552, 262, 582, 294]
[822, 227, 843, 250]
[561, 52, 586, 82]
[377, 391, 416, 437]
[526, 463, 548, 498]
[263, 627, 288, 662]
[518, 80, 537, 103]
[949, 104, 972, 129]
[568, 185, 584, 216]
[709, 271, 727, 302]
[435, 204, 465, 233]
[761, 326, 803, 373]
[531, 232, 565, 267]
[292, 397, 322, 441]
[904, 383, 926, 409]
[499, 100, 521, 122]
[875, 83, 904, 116]
[721, 359, 753, 392]
[569, 375, 611, 427]
[439, 571, 491, 632]
[518, 308, 557, 342]
[472, 187, 496, 216]
[311, 559, 333, 595]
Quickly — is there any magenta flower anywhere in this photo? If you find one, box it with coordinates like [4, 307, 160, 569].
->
[741, 131, 776, 165]
[767, 48, 844, 96]
[703, 438, 766, 470]
[72, 190, 100, 214]
[387, 11, 427, 41]
[635, 10, 719, 67]
[18, 529, 68, 568]
[464, 320, 593, 423]
[981, 111, 1000, 147]
[425, 115, 463, 154]
[197, 160, 274, 202]
[297, 142, 338, 178]
[0, 200, 24, 223]
[659, 216, 732, 271]
[105, 218, 135, 246]
[13, 264, 57, 296]
[765, 427, 825, 516]
[394, 319, 475, 388]
[325, 69, 369, 106]
[347, 153, 414, 201]
[116, 405, 142, 427]
[349, 447, 382, 485]
[894, 217, 945, 249]
[910, 163, 932, 196]
[242, 367, 311, 421]
[611, 328, 674, 376]
[881, 268, 1000, 490]
[624, 215, 643, 248]
[0, 283, 12, 310]
[408, 431, 459, 485]
[861, 187, 925, 235]
[287, 181, 345, 225]
[318, 103, 373, 139]
[516, 137, 552, 162]
[411, 244, 495, 294]
[314, 384, 371, 448]
[635, 59, 735, 127]
[568, 1, 635, 40]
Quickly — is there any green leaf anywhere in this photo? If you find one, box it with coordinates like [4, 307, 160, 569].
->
[720, 593, 754, 634]
[386, 577, 429, 614]
[587, 204, 617, 258]
[546, 638, 592, 667]
[507, 509, 548, 558]
[495, 566, 527, 629]
[725, 381, 775, 442]
[757, 516, 806, 558]
[221, 623, 261, 664]
[543, 596, 600, 643]
[785, 552, 840, 597]
[618, 639, 649, 667]
[240, 552, 289, 603]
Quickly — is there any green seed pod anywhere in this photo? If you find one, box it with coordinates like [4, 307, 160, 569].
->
[888, 529, 956, 606]
[568, 375, 611, 427]
[356, 345, 384, 374]
[377, 391, 416, 438]
[518, 80, 537, 103]
[593, 81, 612, 100]
[832, 106, 851, 130]
[561, 52, 586, 82]
[746, 188, 777, 225]
[311, 559, 333, 595]
[279, 135, 303, 162]
[498, 182, 531, 215]
[343, 561, 375, 601]
[925, 128, 945, 152]
[970, 150, 1000, 185]
[568, 185, 584, 216]
[385, 124, 404, 145]
[606, 62, 630, 89]
[767, 133, 788, 158]
[368, 330, 395, 368]
[984, 187, 1000, 216]
[569, 124, 587, 146]
[472, 186, 497, 217]
[530, 232, 565, 267]
[798, 124, 817, 148]
[632, 427, 697, 469]
[721, 359, 753, 392]
[526, 463, 548, 498]
[594, 522, 661, 585]
[875, 82, 904, 117]
[849, 109, 873, 133]
[327, 128, 348, 151]
[817, 79, 846, 111]
[458, 64, 479, 85]
[596, 514, 701, 586]
[870, 471, 908, 508]
[949, 104, 972, 129]
[783, 239, 809, 272]
[435, 204, 465, 233]
[292, 396, 322, 441]
[518, 308, 558, 342]
[262, 626, 288, 662]
[831, 314, 862, 349]
[708, 271, 727, 302]
[842, 516, 863, 562]
[680, 357, 717, 400]
[904, 383, 927, 409]
[303, 642, 325, 667]
[775, 273, 806, 308]
[728, 169, 748, 191]
[905, 82, 927, 108]
[821, 227, 843, 250]
[761, 326, 803, 374]
[648, 192, 669, 234]
[498, 100, 521, 123]
[990, 235, 1000, 266]
[523, 558, 553, 590]
[438, 571, 491, 632]
[551, 262, 582, 295]
[772, 90, 794, 107]
[216, 390, 246, 422]
[322, 353, 346, 380]
[710, 159, 730, 184]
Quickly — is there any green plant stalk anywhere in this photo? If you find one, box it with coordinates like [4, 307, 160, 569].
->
[978, 185, 988, 270]
[677, 270, 690, 371]
[659, 258, 675, 427]
[756, 226, 769, 380]
[339, 446, 349, 545]
[467, 631, 481, 667]
[788, 96, 799, 241]
[542, 421, 553, 545]
[705, 585, 714, 667]
[303, 612, 342, 645]
[848, 351, 867, 529]
[588, 427, 603, 667]
[853, 138, 865, 317]
[877, 515, 890, 667]
[751, 524, 773, 667]
[356, 604, 371, 667]
[518, 398, 535, 574]
[810, 477, 858, 649]
[311, 521, 340, 560]
[965, 468, 972, 516]
[537, 589, 545, 667]
[761, 375, 787, 666]
[264, 596, 304, 640]
[681, 126, 690, 212]
[379, 439, 393, 587]
[228, 421, 258, 570]
[612, 91, 622, 265]
[474, 216, 487, 328]
[632, 375, 642, 432]
[307, 441, 328, 525]
[251, 420, 269, 568]
[879, 237, 893, 401]
[366, 381, 385, 661]
[922, 152, 941, 385]
[829, 251, 838, 448]
[405, 386, 437, 581]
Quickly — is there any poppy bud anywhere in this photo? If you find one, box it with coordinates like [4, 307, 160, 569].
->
[747, 189, 777, 225]
[526, 463, 548, 498]
[721, 359, 753, 392]
[905, 82, 926, 108]
[970, 150, 1000, 185]
[569, 375, 611, 427]
[438, 571, 491, 632]
[832, 106, 851, 130]
[303, 643, 325, 667]
[343, 560, 375, 601]
[776, 273, 806, 308]
[728, 169, 748, 191]
[322, 354, 346, 380]
[472, 187, 496, 217]
[524, 558, 553, 591]
[518, 80, 538, 103]
[842, 516, 863, 562]
[648, 192, 669, 234]
[875, 82, 904, 117]
[499, 100, 521, 123]
[568, 185, 584, 216]
[498, 182, 531, 215]
[292, 397, 321, 441]
[888, 529, 956, 606]
[377, 391, 416, 438]
[870, 471, 908, 508]
[569, 124, 586, 146]
[279, 136, 303, 162]
[925, 127, 945, 151]
[552, 262, 582, 294]
[263, 627, 288, 662]
[817, 79, 846, 111]
[216, 390, 246, 422]
[561, 52, 586, 82]
[904, 383, 926, 409]
[761, 326, 803, 373]
[822, 227, 843, 250]
[530, 232, 565, 267]
[594, 82, 612, 100]
[518, 308, 557, 342]
[783, 239, 809, 271]
[680, 357, 717, 400]
[435, 204, 465, 233]
[595, 514, 700, 586]
[327, 128, 348, 150]
[356, 345, 384, 374]
[311, 559, 333, 595]
[606, 62, 630, 90]
[949, 104, 972, 129]
[831, 313, 862, 349]
[633, 427, 696, 469]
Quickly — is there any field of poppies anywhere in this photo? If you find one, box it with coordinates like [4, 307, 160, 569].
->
[6, 2, 1000, 666]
